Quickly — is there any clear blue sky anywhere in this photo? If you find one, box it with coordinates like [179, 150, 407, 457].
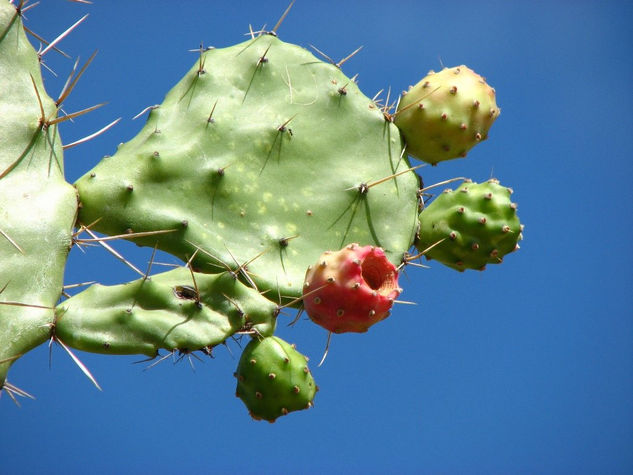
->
[2, 1, 632, 473]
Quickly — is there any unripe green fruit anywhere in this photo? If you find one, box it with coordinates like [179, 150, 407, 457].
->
[235, 336, 317, 422]
[395, 65, 499, 165]
[417, 179, 522, 271]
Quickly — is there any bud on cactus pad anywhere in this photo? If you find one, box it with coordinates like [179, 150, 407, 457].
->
[235, 336, 317, 422]
[302, 244, 401, 333]
[394, 65, 500, 165]
[417, 179, 523, 271]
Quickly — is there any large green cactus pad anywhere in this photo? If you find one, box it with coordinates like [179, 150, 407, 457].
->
[55, 267, 278, 357]
[0, 3, 77, 388]
[75, 35, 420, 301]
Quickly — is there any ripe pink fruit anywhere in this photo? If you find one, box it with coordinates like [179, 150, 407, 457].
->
[302, 243, 401, 333]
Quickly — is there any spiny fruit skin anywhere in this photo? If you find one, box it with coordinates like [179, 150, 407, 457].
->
[235, 336, 317, 422]
[302, 243, 401, 334]
[395, 65, 500, 165]
[417, 179, 523, 271]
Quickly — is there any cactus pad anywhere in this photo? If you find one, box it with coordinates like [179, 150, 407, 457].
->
[416, 179, 522, 271]
[55, 267, 278, 357]
[74, 35, 420, 302]
[0, 3, 78, 388]
[395, 65, 500, 165]
[235, 335, 316, 422]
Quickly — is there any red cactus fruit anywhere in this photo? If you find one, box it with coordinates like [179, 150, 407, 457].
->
[302, 243, 401, 333]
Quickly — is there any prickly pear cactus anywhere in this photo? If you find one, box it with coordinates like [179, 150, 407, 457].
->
[74, 35, 420, 302]
[0, 0, 526, 422]
[416, 179, 523, 271]
[235, 335, 317, 422]
[0, 2, 78, 389]
[395, 65, 500, 165]
[303, 243, 401, 333]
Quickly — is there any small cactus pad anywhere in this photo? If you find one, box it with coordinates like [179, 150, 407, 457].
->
[55, 268, 277, 356]
[235, 336, 317, 422]
[394, 65, 500, 165]
[416, 179, 522, 271]
[74, 35, 419, 302]
[302, 243, 401, 333]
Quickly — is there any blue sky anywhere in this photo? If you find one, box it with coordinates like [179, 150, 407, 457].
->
[2, 1, 632, 473]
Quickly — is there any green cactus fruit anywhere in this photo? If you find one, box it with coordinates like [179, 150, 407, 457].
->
[0, 2, 78, 389]
[54, 267, 278, 357]
[74, 35, 420, 303]
[235, 336, 316, 422]
[416, 179, 523, 271]
[394, 65, 500, 165]
[303, 243, 401, 334]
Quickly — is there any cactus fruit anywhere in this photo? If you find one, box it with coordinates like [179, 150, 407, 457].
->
[416, 179, 523, 271]
[302, 243, 401, 333]
[235, 336, 317, 422]
[394, 65, 500, 165]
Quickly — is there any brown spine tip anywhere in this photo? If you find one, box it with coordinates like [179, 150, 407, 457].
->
[255, 391, 263, 399]
[293, 385, 300, 394]
[268, 373, 276, 380]
[479, 217, 487, 224]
